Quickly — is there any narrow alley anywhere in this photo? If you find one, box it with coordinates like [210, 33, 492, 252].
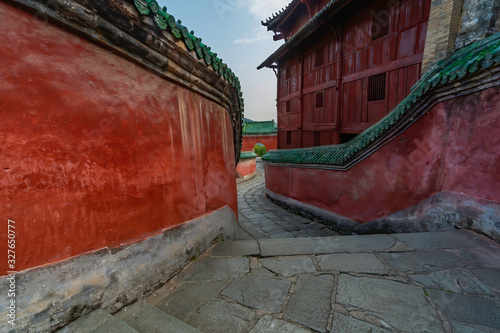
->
[62, 161, 500, 333]
[236, 161, 339, 240]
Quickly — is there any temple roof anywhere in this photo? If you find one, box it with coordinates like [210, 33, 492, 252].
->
[243, 120, 278, 134]
[258, 0, 343, 69]
[261, 0, 300, 31]
[262, 32, 500, 168]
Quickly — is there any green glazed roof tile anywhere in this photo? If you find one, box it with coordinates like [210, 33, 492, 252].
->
[239, 151, 258, 160]
[243, 120, 278, 134]
[132, 0, 243, 97]
[262, 32, 500, 167]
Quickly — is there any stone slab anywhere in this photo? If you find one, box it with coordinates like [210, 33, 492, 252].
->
[470, 268, 500, 295]
[116, 301, 200, 333]
[455, 248, 500, 269]
[259, 235, 396, 257]
[175, 257, 249, 282]
[146, 280, 227, 321]
[450, 270, 495, 295]
[249, 257, 277, 277]
[259, 256, 317, 277]
[337, 275, 444, 332]
[284, 274, 335, 332]
[316, 253, 389, 274]
[187, 299, 255, 333]
[378, 251, 475, 273]
[410, 268, 496, 296]
[269, 231, 296, 238]
[331, 312, 391, 333]
[94, 316, 140, 333]
[221, 276, 291, 313]
[210, 240, 260, 257]
[394, 231, 489, 250]
[449, 321, 491, 333]
[428, 290, 500, 330]
[249, 315, 312, 333]
[409, 271, 461, 293]
[59, 309, 138, 333]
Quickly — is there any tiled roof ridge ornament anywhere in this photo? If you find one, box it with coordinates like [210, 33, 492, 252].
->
[133, 0, 244, 114]
[262, 0, 298, 27]
[262, 32, 500, 168]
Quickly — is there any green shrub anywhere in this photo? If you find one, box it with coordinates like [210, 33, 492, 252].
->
[253, 144, 267, 157]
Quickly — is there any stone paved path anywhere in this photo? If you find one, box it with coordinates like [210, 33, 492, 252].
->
[143, 230, 500, 333]
[64, 162, 500, 333]
[236, 161, 339, 240]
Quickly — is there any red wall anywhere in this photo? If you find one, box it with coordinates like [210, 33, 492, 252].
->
[0, 2, 237, 275]
[266, 87, 500, 222]
[242, 135, 278, 151]
[236, 158, 257, 178]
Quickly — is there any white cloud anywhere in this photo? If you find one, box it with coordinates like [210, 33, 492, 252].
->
[232, 0, 290, 44]
[242, 0, 291, 21]
[233, 27, 270, 44]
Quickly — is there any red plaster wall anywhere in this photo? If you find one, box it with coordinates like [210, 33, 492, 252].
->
[242, 135, 278, 152]
[0, 2, 237, 275]
[265, 87, 500, 222]
[236, 158, 257, 178]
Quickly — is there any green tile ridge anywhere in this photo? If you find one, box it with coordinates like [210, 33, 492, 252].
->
[132, 0, 244, 112]
[243, 120, 277, 134]
[240, 151, 258, 160]
[262, 32, 500, 166]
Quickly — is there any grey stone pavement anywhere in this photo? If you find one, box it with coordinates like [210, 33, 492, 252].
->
[142, 230, 500, 333]
[236, 161, 339, 240]
[66, 161, 500, 333]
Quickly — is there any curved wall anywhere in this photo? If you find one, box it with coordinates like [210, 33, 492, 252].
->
[265, 87, 500, 238]
[237, 157, 257, 181]
[0, 1, 237, 273]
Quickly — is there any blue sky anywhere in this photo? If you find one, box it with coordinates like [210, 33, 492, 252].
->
[162, 0, 291, 121]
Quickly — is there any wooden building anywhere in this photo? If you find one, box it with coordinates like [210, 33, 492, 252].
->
[259, 0, 431, 148]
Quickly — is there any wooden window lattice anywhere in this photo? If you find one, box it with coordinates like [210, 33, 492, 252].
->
[368, 73, 386, 101]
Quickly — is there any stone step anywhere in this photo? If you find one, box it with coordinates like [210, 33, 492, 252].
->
[59, 309, 139, 333]
[115, 301, 202, 333]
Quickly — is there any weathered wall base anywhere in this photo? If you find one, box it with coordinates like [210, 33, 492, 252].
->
[267, 189, 500, 242]
[0, 207, 237, 333]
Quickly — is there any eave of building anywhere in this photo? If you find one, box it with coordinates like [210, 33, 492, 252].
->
[243, 133, 278, 137]
[243, 120, 278, 134]
[258, 0, 350, 70]
[262, 32, 500, 169]
[262, 0, 301, 31]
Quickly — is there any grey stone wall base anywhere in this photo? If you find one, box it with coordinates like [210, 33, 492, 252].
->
[0, 207, 237, 333]
[266, 189, 500, 243]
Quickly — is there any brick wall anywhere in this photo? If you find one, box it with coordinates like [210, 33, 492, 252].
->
[422, 0, 463, 73]
[455, 0, 500, 48]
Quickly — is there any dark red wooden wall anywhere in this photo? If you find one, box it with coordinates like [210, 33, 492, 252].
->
[277, 0, 431, 149]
